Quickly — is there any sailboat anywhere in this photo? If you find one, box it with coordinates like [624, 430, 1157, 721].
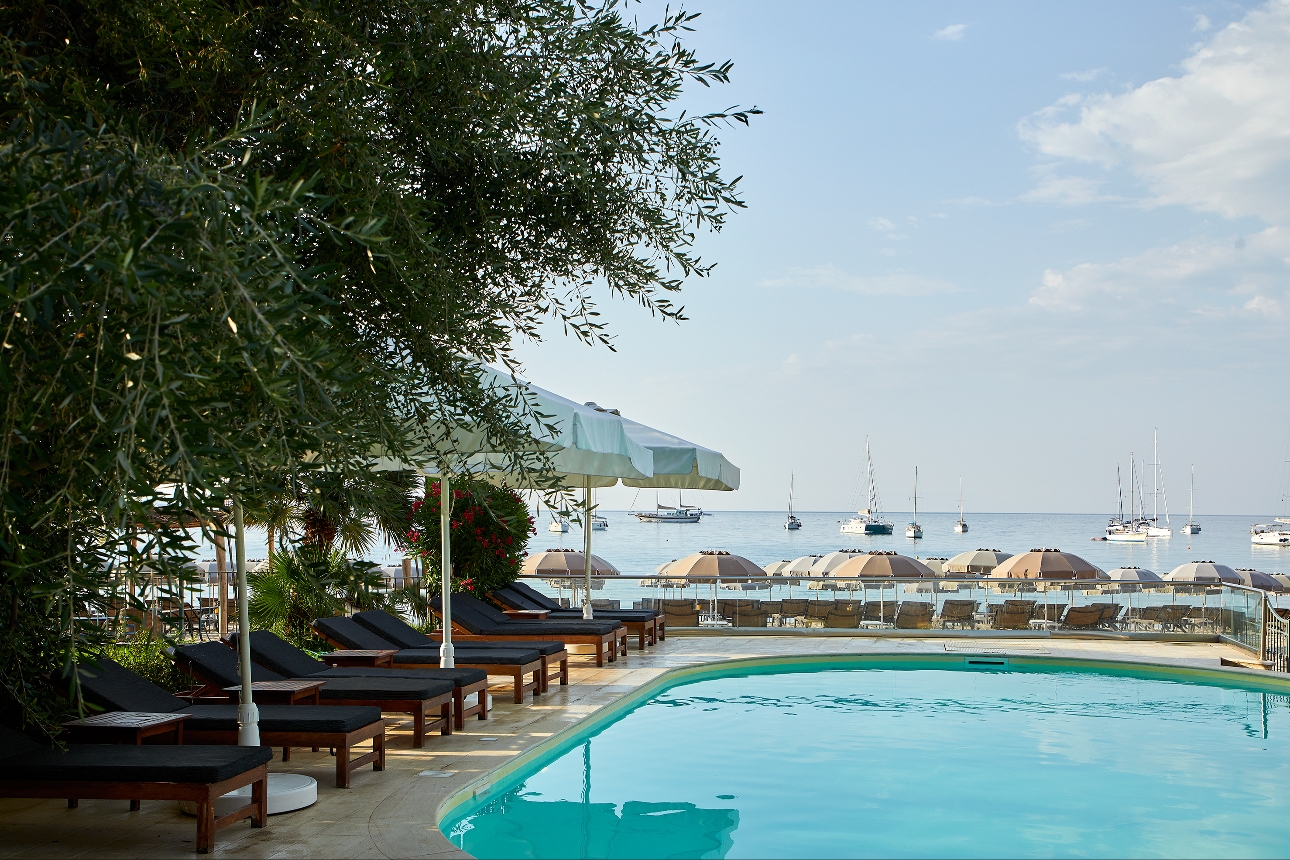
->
[954, 477, 968, 533]
[1180, 465, 1201, 534]
[906, 467, 922, 539]
[633, 491, 702, 523]
[1106, 456, 1147, 542]
[785, 474, 802, 530]
[842, 438, 894, 535]
[1145, 429, 1172, 537]
[539, 497, 570, 533]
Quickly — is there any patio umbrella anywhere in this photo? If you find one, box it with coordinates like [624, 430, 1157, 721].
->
[830, 552, 935, 579]
[992, 548, 1101, 580]
[944, 549, 1012, 575]
[783, 555, 823, 576]
[523, 549, 622, 577]
[1107, 567, 1162, 582]
[921, 557, 949, 576]
[1273, 574, 1290, 590]
[669, 551, 764, 584]
[1233, 568, 1284, 592]
[763, 560, 792, 575]
[807, 551, 866, 578]
[1164, 561, 1240, 584]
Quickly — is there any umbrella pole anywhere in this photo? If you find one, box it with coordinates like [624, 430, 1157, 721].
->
[440, 474, 455, 668]
[583, 476, 594, 620]
[233, 498, 259, 746]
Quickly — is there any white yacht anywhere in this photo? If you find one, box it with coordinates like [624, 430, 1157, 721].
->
[905, 467, 922, 539]
[590, 515, 609, 531]
[548, 517, 570, 534]
[842, 438, 894, 535]
[1106, 458, 1147, 542]
[1180, 466, 1201, 535]
[785, 473, 802, 530]
[634, 493, 702, 523]
[954, 477, 968, 533]
[1251, 519, 1290, 545]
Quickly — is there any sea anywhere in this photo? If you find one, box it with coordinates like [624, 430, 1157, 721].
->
[203, 510, 1286, 578]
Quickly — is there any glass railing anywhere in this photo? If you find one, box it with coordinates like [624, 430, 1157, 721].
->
[518, 574, 1272, 654]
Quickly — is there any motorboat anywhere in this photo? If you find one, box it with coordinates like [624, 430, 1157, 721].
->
[841, 437, 894, 535]
[905, 467, 922, 539]
[634, 492, 702, 523]
[954, 477, 968, 533]
[590, 515, 608, 531]
[1180, 465, 1201, 534]
[548, 517, 570, 534]
[1251, 520, 1290, 545]
[785, 473, 802, 530]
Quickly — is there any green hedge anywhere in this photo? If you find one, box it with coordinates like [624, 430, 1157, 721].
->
[105, 639, 190, 694]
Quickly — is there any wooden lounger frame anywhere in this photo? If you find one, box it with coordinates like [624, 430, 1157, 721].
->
[445, 622, 627, 667]
[0, 763, 268, 853]
[185, 723, 383, 789]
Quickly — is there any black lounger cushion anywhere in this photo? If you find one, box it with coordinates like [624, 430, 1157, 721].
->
[75, 658, 188, 714]
[314, 677, 454, 701]
[3, 742, 274, 784]
[497, 582, 557, 610]
[353, 609, 435, 649]
[395, 646, 543, 665]
[174, 641, 285, 689]
[434, 639, 568, 656]
[230, 630, 487, 688]
[180, 704, 382, 734]
[312, 616, 403, 650]
[447, 594, 622, 635]
[499, 585, 660, 621]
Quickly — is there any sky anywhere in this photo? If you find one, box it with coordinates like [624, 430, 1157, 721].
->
[512, 0, 1290, 516]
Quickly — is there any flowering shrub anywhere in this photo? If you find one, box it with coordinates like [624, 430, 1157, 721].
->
[400, 479, 533, 598]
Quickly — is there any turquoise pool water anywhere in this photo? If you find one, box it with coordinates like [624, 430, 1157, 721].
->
[441, 659, 1290, 858]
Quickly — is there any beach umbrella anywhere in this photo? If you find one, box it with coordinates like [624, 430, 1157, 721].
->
[1233, 569, 1284, 592]
[830, 552, 935, 579]
[1273, 574, 1290, 591]
[782, 555, 823, 576]
[807, 550, 866, 578]
[992, 548, 1101, 580]
[944, 549, 1012, 575]
[668, 551, 764, 584]
[1164, 561, 1240, 584]
[921, 557, 949, 576]
[523, 549, 621, 577]
[763, 560, 792, 575]
[1107, 567, 1162, 582]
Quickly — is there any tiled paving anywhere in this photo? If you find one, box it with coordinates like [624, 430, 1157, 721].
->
[0, 634, 1262, 858]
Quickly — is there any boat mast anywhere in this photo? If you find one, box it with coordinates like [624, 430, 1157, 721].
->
[865, 436, 876, 516]
[788, 473, 795, 519]
[1116, 465, 1124, 524]
[913, 467, 918, 524]
[958, 476, 964, 521]
[1129, 453, 1135, 525]
[1189, 465, 1194, 523]
[1153, 429, 1159, 523]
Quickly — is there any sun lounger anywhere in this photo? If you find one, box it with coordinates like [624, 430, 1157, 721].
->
[938, 599, 978, 629]
[862, 601, 895, 626]
[498, 581, 664, 648]
[311, 615, 548, 703]
[823, 609, 861, 628]
[172, 642, 452, 747]
[991, 600, 1036, 630]
[893, 601, 934, 630]
[777, 598, 809, 627]
[430, 594, 627, 666]
[74, 658, 384, 788]
[805, 601, 834, 625]
[0, 726, 268, 853]
[660, 599, 700, 627]
[350, 608, 570, 694]
[1060, 604, 1104, 630]
[730, 609, 769, 628]
[227, 630, 487, 729]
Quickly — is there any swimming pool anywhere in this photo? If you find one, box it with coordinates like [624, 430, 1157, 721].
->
[440, 656, 1290, 858]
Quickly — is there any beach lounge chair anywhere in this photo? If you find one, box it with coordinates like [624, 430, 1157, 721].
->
[777, 598, 809, 627]
[991, 600, 1036, 630]
[311, 615, 548, 703]
[862, 601, 896, 626]
[430, 594, 628, 666]
[805, 601, 834, 625]
[227, 629, 487, 729]
[1092, 603, 1124, 629]
[894, 601, 934, 630]
[74, 658, 384, 788]
[351, 608, 570, 694]
[172, 642, 453, 748]
[730, 608, 770, 628]
[0, 726, 268, 854]
[823, 608, 861, 628]
[1031, 603, 1064, 628]
[937, 599, 978, 629]
[1059, 605, 1104, 630]
[493, 582, 661, 649]
[718, 599, 762, 626]
[660, 599, 700, 627]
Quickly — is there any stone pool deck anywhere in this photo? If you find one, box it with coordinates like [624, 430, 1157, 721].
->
[0, 634, 1267, 859]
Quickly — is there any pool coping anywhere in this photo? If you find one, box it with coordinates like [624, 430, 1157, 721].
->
[435, 650, 1290, 830]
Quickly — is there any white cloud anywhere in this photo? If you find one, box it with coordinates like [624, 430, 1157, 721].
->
[867, 216, 895, 231]
[1019, 1, 1290, 221]
[1194, 13, 1212, 31]
[1061, 68, 1106, 82]
[1028, 226, 1290, 311]
[1021, 172, 1125, 205]
[762, 265, 956, 296]
[933, 23, 967, 41]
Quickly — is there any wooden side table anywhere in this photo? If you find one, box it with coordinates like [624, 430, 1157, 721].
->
[223, 679, 324, 706]
[61, 712, 191, 810]
[320, 649, 396, 668]
[502, 609, 550, 620]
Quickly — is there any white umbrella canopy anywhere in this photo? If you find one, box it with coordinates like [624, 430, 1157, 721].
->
[945, 549, 1011, 575]
[1165, 561, 1241, 584]
[783, 555, 823, 576]
[584, 404, 740, 492]
[993, 549, 1101, 580]
[830, 552, 935, 579]
[1233, 568, 1284, 592]
[807, 550, 866, 578]
[1108, 567, 1162, 582]
[763, 560, 792, 575]
[1273, 574, 1290, 591]
[921, 557, 949, 576]
[668, 551, 764, 584]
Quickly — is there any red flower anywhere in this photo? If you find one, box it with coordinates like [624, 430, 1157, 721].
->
[407, 530, 419, 542]
[411, 499, 423, 512]
[451, 520, 460, 530]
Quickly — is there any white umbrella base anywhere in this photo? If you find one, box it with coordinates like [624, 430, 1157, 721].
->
[179, 773, 317, 817]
